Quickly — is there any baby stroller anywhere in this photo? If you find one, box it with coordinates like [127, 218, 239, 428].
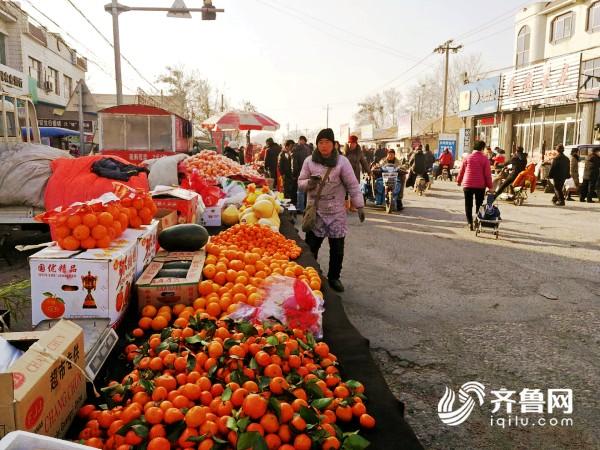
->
[474, 193, 501, 239]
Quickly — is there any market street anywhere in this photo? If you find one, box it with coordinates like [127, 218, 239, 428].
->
[308, 181, 600, 449]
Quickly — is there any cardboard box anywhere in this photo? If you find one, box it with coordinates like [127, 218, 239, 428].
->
[155, 209, 178, 234]
[136, 252, 206, 310]
[0, 320, 86, 439]
[152, 187, 199, 224]
[129, 221, 159, 279]
[200, 198, 225, 227]
[30, 230, 138, 327]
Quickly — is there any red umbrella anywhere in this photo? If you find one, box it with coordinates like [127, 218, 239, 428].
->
[201, 110, 280, 131]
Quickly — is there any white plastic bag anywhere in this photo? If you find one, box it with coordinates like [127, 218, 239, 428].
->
[219, 177, 247, 206]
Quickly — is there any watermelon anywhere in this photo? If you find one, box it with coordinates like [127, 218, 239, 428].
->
[158, 224, 209, 252]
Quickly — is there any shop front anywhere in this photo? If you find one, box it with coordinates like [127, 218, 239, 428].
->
[500, 53, 593, 161]
[458, 75, 502, 150]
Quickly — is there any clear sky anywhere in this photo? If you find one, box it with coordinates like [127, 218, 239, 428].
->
[23, 0, 529, 139]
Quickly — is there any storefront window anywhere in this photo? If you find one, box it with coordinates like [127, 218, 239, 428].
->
[150, 116, 172, 150]
[102, 115, 125, 149]
[125, 116, 149, 150]
[553, 123, 565, 146]
[565, 122, 575, 145]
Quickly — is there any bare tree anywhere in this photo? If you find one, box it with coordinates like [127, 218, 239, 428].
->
[241, 101, 257, 112]
[400, 52, 485, 121]
[354, 94, 384, 128]
[382, 87, 402, 128]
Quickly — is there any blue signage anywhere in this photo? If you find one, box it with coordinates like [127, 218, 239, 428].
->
[438, 139, 457, 159]
[458, 76, 501, 117]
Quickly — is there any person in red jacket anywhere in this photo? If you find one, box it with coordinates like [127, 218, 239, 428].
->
[457, 140, 494, 230]
[439, 148, 454, 181]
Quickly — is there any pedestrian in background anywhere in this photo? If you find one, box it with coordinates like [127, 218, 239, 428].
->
[278, 140, 296, 203]
[223, 144, 238, 162]
[344, 135, 370, 212]
[298, 128, 365, 293]
[494, 146, 527, 197]
[244, 143, 255, 164]
[457, 140, 493, 231]
[424, 144, 435, 172]
[548, 144, 570, 206]
[567, 148, 580, 201]
[292, 136, 311, 213]
[264, 137, 281, 181]
[580, 148, 600, 203]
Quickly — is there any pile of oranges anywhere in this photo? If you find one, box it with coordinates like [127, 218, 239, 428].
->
[185, 246, 321, 320]
[208, 224, 301, 260]
[76, 314, 374, 450]
[39, 192, 157, 251]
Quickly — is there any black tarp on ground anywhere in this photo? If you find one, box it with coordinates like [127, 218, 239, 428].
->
[279, 216, 423, 450]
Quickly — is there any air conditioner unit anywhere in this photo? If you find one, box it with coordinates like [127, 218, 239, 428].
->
[44, 81, 53, 92]
[71, 52, 77, 64]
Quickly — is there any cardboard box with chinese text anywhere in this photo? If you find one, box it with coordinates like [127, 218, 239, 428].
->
[136, 251, 205, 311]
[30, 230, 138, 327]
[152, 187, 200, 224]
[128, 221, 159, 279]
[0, 320, 86, 439]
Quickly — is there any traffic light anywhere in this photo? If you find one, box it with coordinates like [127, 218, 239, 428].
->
[202, 0, 216, 20]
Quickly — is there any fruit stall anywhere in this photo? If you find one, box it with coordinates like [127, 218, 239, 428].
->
[0, 149, 422, 450]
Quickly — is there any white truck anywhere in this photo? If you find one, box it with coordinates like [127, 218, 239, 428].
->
[0, 91, 45, 225]
[0, 91, 118, 380]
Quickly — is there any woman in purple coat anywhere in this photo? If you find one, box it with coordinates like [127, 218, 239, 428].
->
[298, 128, 365, 292]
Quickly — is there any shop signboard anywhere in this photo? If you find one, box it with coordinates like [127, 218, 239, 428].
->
[397, 113, 412, 139]
[500, 53, 580, 111]
[438, 133, 457, 158]
[361, 124, 374, 140]
[38, 119, 94, 133]
[0, 64, 26, 95]
[458, 76, 501, 117]
[458, 128, 471, 157]
[339, 124, 350, 143]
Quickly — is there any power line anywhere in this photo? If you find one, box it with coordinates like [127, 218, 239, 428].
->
[21, 0, 137, 92]
[258, 0, 429, 65]
[63, 0, 160, 94]
[255, 0, 433, 66]
[454, 1, 530, 41]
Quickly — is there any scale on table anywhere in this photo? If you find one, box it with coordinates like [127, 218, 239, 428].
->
[34, 318, 119, 380]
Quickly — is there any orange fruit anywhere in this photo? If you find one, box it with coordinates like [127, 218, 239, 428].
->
[91, 224, 108, 240]
[61, 236, 80, 251]
[359, 413, 376, 428]
[55, 225, 71, 239]
[82, 213, 98, 228]
[72, 224, 90, 241]
[242, 394, 267, 419]
[98, 212, 114, 227]
[151, 315, 169, 331]
[66, 214, 82, 229]
[80, 237, 97, 250]
[141, 305, 158, 318]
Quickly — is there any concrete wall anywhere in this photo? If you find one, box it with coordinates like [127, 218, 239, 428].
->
[23, 33, 85, 107]
[515, 2, 547, 65]
[515, 1, 600, 66]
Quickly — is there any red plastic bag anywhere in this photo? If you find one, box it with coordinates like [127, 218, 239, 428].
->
[180, 169, 224, 207]
[226, 276, 324, 338]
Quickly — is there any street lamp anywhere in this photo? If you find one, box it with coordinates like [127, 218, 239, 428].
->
[104, 0, 224, 105]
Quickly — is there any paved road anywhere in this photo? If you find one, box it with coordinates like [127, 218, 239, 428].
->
[313, 180, 600, 449]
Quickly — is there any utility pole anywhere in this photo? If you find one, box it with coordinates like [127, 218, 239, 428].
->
[326, 104, 330, 128]
[434, 39, 462, 133]
[220, 93, 224, 112]
[78, 79, 85, 154]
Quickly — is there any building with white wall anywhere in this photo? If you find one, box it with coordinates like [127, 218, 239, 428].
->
[0, 1, 88, 128]
[501, 0, 600, 156]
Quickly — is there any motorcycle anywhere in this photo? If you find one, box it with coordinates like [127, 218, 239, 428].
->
[441, 165, 449, 181]
[374, 164, 406, 213]
[414, 174, 427, 196]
